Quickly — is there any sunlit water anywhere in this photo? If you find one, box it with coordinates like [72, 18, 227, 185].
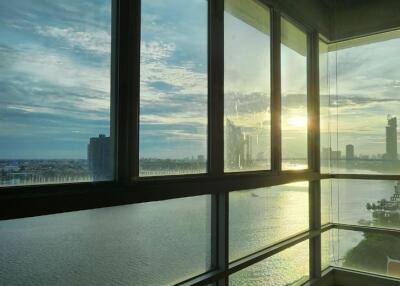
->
[0, 176, 395, 285]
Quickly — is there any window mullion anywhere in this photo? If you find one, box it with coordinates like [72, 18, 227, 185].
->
[115, 0, 140, 183]
[209, 0, 227, 285]
[271, 8, 282, 173]
[308, 30, 322, 280]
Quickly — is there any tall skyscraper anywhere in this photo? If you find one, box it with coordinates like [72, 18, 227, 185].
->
[87, 134, 112, 180]
[346, 144, 354, 160]
[385, 116, 398, 161]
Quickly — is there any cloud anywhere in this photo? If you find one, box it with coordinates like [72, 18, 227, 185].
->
[139, 40, 208, 132]
[334, 94, 400, 108]
[36, 26, 111, 55]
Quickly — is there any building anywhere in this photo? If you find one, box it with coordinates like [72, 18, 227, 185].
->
[385, 116, 398, 161]
[322, 147, 342, 162]
[331, 150, 341, 161]
[346, 144, 355, 160]
[87, 134, 112, 180]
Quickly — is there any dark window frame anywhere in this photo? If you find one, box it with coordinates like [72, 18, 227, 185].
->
[2, 0, 399, 285]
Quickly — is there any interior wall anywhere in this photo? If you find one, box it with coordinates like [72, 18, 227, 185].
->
[278, 0, 331, 38]
[332, 0, 400, 41]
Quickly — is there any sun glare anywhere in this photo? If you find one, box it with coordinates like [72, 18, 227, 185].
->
[287, 116, 307, 127]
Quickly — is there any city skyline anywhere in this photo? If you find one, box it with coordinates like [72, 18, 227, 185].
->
[323, 115, 399, 160]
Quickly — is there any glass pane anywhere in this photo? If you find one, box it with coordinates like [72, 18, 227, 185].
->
[320, 40, 332, 174]
[0, 195, 212, 285]
[224, 0, 271, 172]
[139, 0, 208, 176]
[321, 179, 332, 225]
[327, 179, 400, 230]
[331, 229, 400, 279]
[0, 0, 112, 186]
[327, 30, 400, 174]
[320, 41, 339, 174]
[321, 229, 337, 271]
[229, 182, 309, 261]
[229, 240, 309, 286]
[281, 18, 308, 170]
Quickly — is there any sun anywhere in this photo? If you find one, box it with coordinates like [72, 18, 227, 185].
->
[287, 116, 307, 127]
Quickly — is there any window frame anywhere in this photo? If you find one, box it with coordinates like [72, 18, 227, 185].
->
[0, 0, 322, 285]
[3, 0, 399, 285]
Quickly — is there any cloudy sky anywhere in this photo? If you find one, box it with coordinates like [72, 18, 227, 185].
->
[321, 33, 400, 157]
[2, 0, 391, 162]
[0, 0, 111, 159]
[0, 0, 309, 162]
[139, 0, 208, 159]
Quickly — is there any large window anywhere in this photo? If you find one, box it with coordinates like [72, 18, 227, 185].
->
[9, 1, 399, 286]
[281, 17, 308, 170]
[319, 29, 400, 282]
[229, 240, 309, 286]
[321, 30, 400, 175]
[322, 179, 400, 230]
[0, 0, 112, 186]
[229, 182, 309, 261]
[0, 195, 212, 285]
[139, 0, 208, 176]
[323, 229, 400, 279]
[224, 0, 271, 172]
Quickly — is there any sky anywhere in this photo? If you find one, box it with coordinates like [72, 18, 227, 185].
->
[321, 32, 400, 157]
[0, 0, 111, 159]
[139, 0, 208, 159]
[1, 0, 394, 161]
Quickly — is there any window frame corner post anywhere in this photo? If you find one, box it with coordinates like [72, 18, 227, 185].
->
[309, 180, 322, 280]
[308, 31, 320, 174]
[115, 0, 140, 184]
[271, 8, 282, 173]
[209, 0, 228, 285]
[308, 30, 322, 281]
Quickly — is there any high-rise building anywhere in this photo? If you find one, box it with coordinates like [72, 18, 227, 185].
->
[87, 134, 112, 180]
[346, 144, 354, 160]
[385, 116, 398, 161]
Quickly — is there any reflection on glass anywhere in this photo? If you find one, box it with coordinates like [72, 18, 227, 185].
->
[321, 179, 332, 225]
[229, 240, 309, 286]
[0, 195, 212, 285]
[0, 0, 112, 186]
[281, 17, 308, 170]
[229, 182, 309, 261]
[224, 0, 271, 172]
[139, 0, 208, 176]
[321, 178, 400, 276]
[325, 179, 400, 230]
[324, 30, 400, 174]
[321, 229, 337, 271]
[329, 229, 400, 279]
